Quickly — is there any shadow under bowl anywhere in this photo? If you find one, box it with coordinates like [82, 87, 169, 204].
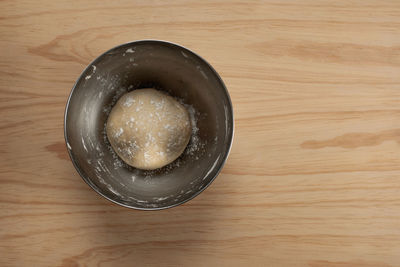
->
[64, 40, 234, 210]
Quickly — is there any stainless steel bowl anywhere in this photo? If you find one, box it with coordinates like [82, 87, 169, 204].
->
[64, 40, 234, 210]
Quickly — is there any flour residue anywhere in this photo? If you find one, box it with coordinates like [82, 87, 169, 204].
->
[196, 66, 208, 80]
[181, 51, 188, 58]
[81, 137, 88, 152]
[85, 65, 96, 80]
[183, 103, 205, 157]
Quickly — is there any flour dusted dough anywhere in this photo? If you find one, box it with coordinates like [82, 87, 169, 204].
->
[106, 89, 191, 170]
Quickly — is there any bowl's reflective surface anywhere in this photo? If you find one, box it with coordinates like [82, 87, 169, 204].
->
[64, 40, 233, 210]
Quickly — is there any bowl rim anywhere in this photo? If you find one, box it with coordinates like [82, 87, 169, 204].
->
[64, 39, 234, 210]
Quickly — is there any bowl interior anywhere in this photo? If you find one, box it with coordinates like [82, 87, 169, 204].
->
[65, 41, 233, 209]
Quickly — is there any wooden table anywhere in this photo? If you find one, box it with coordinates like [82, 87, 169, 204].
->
[1, 1, 400, 266]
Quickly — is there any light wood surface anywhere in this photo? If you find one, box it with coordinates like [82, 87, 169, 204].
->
[1, 1, 400, 266]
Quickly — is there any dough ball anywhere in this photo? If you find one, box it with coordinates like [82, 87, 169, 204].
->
[106, 88, 191, 170]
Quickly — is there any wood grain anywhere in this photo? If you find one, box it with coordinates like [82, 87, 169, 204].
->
[1, 0, 400, 266]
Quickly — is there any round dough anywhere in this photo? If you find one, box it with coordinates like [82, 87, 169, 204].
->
[106, 88, 191, 170]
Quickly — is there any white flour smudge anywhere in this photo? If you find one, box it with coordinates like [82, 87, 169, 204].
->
[85, 65, 97, 80]
[81, 137, 88, 152]
[196, 66, 208, 80]
[181, 51, 188, 58]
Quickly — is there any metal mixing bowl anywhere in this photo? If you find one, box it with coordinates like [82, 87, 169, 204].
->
[64, 40, 234, 210]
